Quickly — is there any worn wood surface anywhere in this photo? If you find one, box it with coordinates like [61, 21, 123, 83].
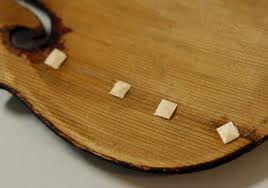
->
[1, 0, 268, 173]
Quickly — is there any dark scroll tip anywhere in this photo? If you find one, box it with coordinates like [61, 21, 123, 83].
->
[0, 1, 71, 64]
[10, 0, 53, 51]
[10, 26, 51, 51]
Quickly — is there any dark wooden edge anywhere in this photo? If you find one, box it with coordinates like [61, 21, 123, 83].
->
[0, 82, 266, 174]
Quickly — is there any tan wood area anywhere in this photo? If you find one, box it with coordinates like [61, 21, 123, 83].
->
[1, 0, 268, 173]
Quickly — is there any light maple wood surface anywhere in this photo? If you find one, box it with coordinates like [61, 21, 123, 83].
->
[1, 0, 268, 173]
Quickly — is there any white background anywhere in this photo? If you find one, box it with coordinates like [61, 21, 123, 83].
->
[1, 90, 268, 188]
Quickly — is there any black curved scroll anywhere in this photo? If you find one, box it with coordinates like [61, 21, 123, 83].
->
[10, 0, 53, 50]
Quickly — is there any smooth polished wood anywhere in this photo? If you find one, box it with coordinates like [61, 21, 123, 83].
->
[1, 0, 268, 173]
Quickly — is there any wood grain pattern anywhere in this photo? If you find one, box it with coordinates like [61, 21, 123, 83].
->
[1, 0, 268, 173]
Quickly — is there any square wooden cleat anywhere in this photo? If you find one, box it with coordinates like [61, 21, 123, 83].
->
[217, 122, 240, 144]
[154, 99, 178, 119]
[110, 81, 131, 99]
[44, 49, 67, 69]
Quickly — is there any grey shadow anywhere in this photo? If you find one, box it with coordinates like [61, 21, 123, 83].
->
[5, 95, 32, 115]
[63, 140, 268, 188]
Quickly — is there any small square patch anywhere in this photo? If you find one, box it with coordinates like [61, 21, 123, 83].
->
[44, 49, 67, 69]
[217, 122, 240, 144]
[154, 99, 177, 119]
[110, 81, 131, 99]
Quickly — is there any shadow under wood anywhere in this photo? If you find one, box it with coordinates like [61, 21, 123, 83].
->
[66, 140, 268, 188]
[5, 95, 31, 115]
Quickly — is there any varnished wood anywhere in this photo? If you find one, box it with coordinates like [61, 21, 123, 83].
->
[1, 0, 268, 173]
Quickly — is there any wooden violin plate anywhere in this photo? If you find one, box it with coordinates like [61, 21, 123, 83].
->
[1, 0, 268, 173]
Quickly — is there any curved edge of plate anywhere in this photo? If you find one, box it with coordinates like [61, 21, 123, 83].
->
[0, 82, 266, 174]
